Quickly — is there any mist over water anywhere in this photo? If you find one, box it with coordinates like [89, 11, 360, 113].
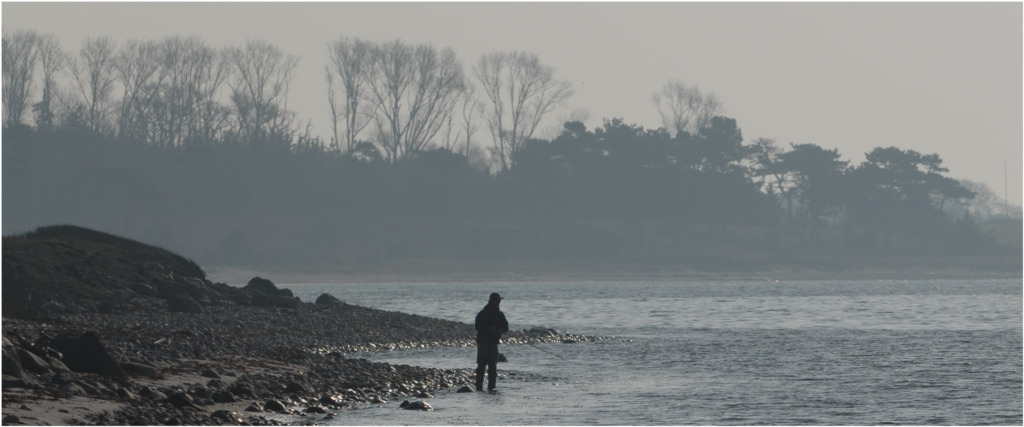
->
[278, 279, 1021, 425]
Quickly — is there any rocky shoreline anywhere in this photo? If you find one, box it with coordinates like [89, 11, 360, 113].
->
[2, 280, 597, 426]
[1, 226, 601, 425]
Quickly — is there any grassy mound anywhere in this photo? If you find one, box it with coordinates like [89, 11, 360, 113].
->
[2, 225, 208, 320]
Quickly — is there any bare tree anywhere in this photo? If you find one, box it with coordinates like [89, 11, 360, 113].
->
[438, 86, 480, 154]
[327, 37, 374, 153]
[137, 37, 235, 147]
[146, 37, 196, 147]
[365, 40, 466, 162]
[33, 33, 66, 130]
[474, 51, 573, 171]
[115, 39, 162, 141]
[228, 39, 299, 141]
[325, 66, 341, 150]
[438, 102, 459, 153]
[458, 85, 481, 158]
[191, 46, 233, 142]
[651, 80, 722, 137]
[151, 36, 193, 147]
[69, 36, 118, 133]
[2, 30, 39, 127]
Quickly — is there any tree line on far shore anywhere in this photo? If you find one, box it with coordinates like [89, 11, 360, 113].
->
[3, 30, 1019, 267]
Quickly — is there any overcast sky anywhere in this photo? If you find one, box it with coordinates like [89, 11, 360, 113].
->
[4, 2, 1021, 204]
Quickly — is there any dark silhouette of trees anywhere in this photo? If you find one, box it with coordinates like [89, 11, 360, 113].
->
[777, 143, 849, 240]
[1, 30, 1013, 270]
[750, 138, 798, 224]
[846, 147, 975, 250]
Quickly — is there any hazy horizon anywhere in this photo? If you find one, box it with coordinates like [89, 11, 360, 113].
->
[3, 2, 1021, 204]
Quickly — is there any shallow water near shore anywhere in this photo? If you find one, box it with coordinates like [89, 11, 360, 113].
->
[279, 279, 1021, 425]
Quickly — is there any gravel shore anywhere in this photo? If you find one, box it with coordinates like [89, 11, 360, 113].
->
[2, 294, 596, 425]
[1, 226, 598, 425]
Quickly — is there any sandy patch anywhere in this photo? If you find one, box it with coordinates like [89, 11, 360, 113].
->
[2, 391, 124, 425]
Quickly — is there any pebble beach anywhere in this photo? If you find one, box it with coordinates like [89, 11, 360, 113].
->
[1, 226, 595, 425]
[2, 286, 594, 425]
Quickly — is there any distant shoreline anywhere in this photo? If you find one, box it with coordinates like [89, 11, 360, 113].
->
[205, 260, 1022, 286]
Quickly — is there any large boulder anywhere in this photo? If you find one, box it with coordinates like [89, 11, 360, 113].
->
[16, 348, 53, 375]
[243, 277, 278, 294]
[243, 277, 295, 301]
[49, 332, 126, 379]
[315, 293, 342, 305]
[1, 339, 36, 387]
[264, 399, 287, 413]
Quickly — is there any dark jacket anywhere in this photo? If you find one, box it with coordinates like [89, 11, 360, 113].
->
[475, 302, 509, 345]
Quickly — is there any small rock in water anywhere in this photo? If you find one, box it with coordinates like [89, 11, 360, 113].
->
[456, 385, 473, 393]
[399, 400, 432, 411]
[528, 327, 558, 336]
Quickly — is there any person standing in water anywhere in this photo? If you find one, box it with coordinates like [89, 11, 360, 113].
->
[475, 292, 509, 392]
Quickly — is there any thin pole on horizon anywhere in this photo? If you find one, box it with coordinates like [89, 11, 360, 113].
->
[1005, 161, 1009, 219]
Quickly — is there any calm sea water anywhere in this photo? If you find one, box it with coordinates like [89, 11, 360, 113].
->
[278, 279, 1021, 425]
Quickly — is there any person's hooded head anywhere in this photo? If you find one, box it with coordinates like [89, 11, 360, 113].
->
[489, 292, 502, 307]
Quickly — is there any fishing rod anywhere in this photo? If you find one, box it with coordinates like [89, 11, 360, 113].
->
[523, 341, 566, 360]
